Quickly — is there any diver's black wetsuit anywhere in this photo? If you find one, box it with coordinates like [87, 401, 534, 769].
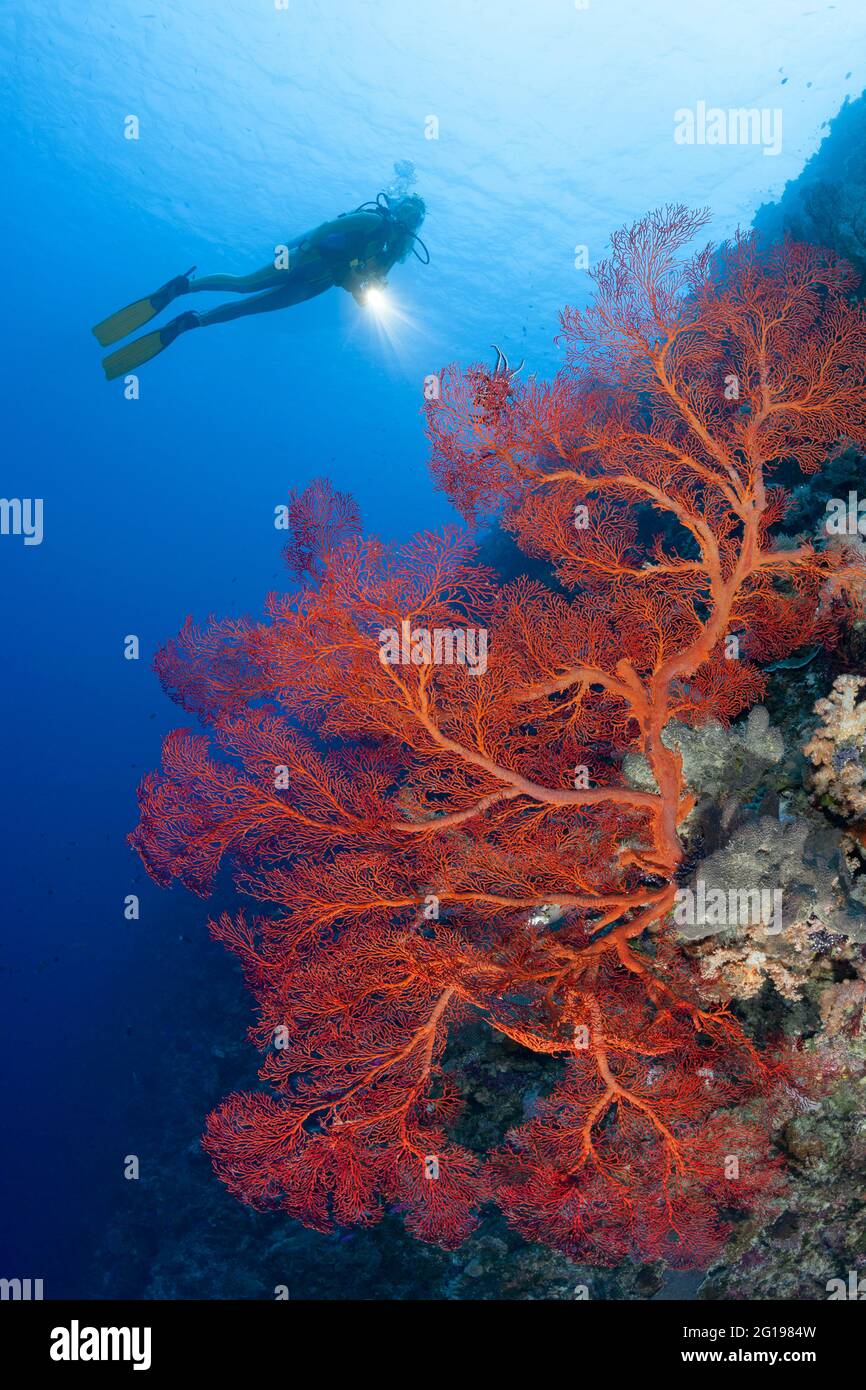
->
[184, 208, 413, 326]
[93, 194, 427, 379]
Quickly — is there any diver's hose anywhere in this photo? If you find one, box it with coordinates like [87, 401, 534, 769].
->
[351, 192, 430, 263]
[409, 235, 430, 264]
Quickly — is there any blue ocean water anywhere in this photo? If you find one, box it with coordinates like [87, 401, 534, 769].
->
[1, 0, 864, 1298]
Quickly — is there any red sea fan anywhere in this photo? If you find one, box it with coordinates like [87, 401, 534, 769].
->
[131, 207, 866, 1265]
[281, 476, 361, 582]
[487, 952, 784, 1269]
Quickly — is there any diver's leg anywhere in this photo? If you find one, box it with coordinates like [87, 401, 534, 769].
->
[94, 251, 312, 348]
[186, 265, 292, 295]
[101, 278, 326, 380]
[193, 278, 326, 326]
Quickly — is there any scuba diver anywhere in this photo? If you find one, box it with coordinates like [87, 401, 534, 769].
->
[92, 193, 428, 380]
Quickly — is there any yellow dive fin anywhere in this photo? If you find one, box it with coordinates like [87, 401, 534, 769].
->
[101, 310, 200, 380]
[92, 267, 196, 346]
[101, 329, 169, 381]
[92, 296, 161, 347]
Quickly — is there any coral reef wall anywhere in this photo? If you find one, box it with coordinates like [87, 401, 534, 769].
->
[754, 89, 866, 280]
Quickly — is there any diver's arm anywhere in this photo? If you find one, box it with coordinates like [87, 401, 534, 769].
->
[340, 263, 391, 305]
[345, 272, 366, 306]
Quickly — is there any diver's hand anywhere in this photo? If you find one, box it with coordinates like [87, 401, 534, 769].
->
[350, 275, 388, 306]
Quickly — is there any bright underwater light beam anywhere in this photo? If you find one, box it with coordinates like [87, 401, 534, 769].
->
[357, 281, 417, 355]
[364, 285, 388, 313]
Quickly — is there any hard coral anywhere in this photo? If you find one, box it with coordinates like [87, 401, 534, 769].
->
[624, 705, 784, 802]
[804, 674, 866, 820]
[132, 207, 866, 1269]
